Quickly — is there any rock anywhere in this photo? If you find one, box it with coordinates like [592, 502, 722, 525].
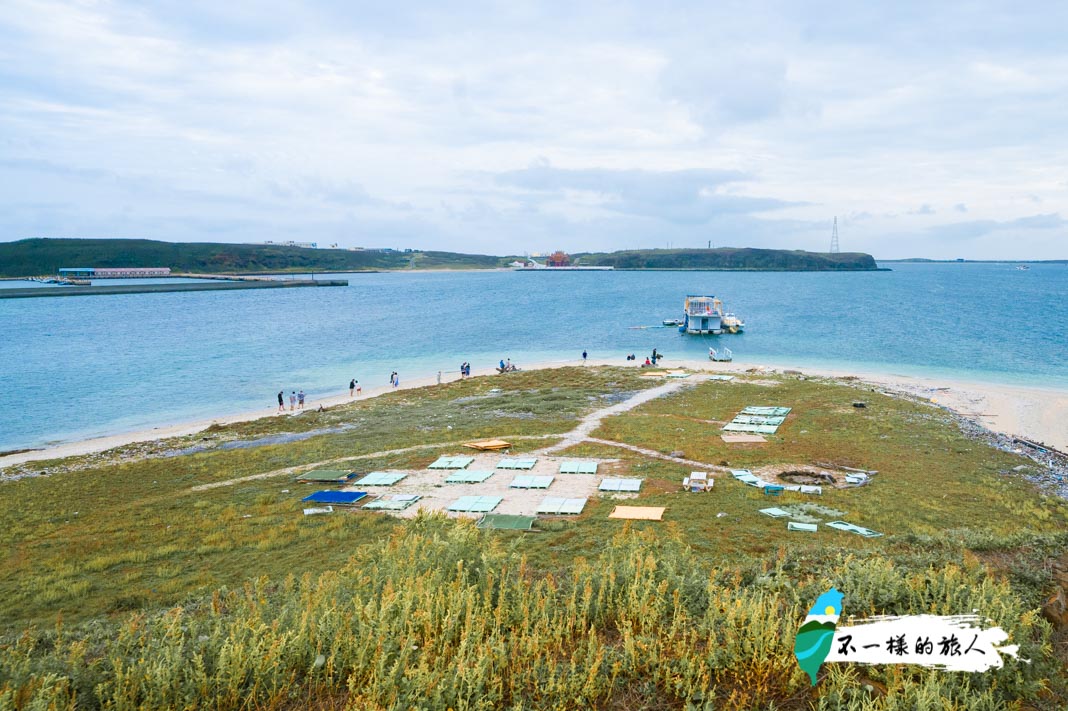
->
[1041, 587, 1068, 629]
[669, 450, 685, 458]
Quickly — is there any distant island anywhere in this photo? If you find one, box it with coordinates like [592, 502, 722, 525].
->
[0, 238, 498, 277]
[0, 238, 881, 277]
[573, 247, 880, 271]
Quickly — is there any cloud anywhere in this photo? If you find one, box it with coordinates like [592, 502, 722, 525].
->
[495, 162, 798, 224]
[0, 0, 1065, 258]
[660, 48, 789, 126]
[925, 213, 1066, 241]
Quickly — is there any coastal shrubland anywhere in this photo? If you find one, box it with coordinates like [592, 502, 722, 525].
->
[1, 367, 1066, 708]
[0, 525, 1060, 710]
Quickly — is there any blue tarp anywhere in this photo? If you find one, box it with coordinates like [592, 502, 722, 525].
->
[301, 490, 368, 505]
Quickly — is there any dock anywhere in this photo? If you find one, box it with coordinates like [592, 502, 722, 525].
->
[0, 277, 348, 300]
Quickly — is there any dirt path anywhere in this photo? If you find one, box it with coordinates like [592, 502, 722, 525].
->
[539, 379, 695, 453]
[190, 377, 707, 492]
[584, 437, 729, 473]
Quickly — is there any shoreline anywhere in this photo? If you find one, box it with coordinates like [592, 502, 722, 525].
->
[3, 357, 1067, 469]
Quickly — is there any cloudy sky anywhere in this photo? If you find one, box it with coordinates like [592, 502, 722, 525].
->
[2, 1, 1067, 259]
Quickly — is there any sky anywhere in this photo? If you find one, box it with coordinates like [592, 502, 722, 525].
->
[1, 1, 1067, 259]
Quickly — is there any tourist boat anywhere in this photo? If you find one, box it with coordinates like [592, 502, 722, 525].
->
[678, 295, 745, 335]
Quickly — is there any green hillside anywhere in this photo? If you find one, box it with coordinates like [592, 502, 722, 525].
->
[0, 238, 503, 277]
[574, 247, 880, 270]
[0, 239, 883, 277]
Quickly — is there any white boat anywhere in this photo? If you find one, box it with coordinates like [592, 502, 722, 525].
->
[679, 296, 745, 335]
[662, 318, 683, 327]
[722, 312, 745, 333]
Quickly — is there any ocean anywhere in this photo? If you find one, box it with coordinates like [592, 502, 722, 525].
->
[0, 263, 1065, 451]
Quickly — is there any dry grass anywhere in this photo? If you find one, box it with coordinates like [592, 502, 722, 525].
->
[1, 368, 1067, 709]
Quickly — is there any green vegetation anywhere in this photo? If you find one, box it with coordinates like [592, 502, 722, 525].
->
[575, 247, 880, 270]
[0, 238, 883, 277]
[1, 367, 1066, 709]
[0, 238, 504, 277]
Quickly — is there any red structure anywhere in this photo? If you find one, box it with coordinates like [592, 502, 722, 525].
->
[546, 251, 571, 267]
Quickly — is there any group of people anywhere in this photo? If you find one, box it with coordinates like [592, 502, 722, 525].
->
[277, 389, 306, 412]
[633, 348, 663, 367]
[279, 347, 665, 413]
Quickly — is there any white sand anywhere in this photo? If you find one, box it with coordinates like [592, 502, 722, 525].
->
[3, 356, 1066, 469]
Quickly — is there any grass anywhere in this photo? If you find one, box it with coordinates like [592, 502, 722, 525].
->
[1, 367, 1066, 709]
[0, 367, 652, 628]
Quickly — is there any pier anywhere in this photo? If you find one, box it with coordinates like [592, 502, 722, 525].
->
[0, 277, 348, 299]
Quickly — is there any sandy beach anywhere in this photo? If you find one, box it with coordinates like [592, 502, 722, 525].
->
[2, 357, 1066, 469]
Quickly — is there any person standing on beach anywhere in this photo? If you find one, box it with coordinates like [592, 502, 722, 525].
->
[393, 372, 400, 388]
[349, 379, 356, 397]
[298, 390, 305, 409]
[289, 391, 296, 410]
[277, 390, 285, 412]
[582, 349, 588, 364]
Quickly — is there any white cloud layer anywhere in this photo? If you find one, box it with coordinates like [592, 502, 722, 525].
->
[1, 0, 1067, 258]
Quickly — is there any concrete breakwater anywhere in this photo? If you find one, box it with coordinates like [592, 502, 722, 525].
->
[0, 278, 348, 299]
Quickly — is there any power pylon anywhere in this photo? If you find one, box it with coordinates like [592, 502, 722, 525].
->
[829, 217, 840, 254]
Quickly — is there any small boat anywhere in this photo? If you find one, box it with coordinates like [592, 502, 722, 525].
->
[709, 346, 733, 362]
[662, 318, 683, 327]
[1015, 265, 1030, 271]
[722, 312, 745, 333]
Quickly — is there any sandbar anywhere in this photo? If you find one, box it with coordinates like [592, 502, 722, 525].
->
[2, 357, 1065, 469]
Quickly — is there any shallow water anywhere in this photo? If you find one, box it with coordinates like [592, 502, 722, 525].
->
[0, 262, 1065, 450]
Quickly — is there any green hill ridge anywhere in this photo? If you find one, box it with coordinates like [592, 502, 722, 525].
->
[0, 238, 880, 277]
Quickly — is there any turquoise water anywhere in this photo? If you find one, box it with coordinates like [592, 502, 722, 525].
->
[0, 263, 1065, 451]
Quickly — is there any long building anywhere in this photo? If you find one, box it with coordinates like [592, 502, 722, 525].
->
[58, 267, 172, 279]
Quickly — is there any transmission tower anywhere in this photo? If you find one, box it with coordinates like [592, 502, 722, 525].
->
[829, 216, 840, 254]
